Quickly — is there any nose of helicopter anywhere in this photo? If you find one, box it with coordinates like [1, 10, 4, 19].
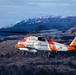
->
[15, 39, 26, 49]
[15, 44, 24, 49]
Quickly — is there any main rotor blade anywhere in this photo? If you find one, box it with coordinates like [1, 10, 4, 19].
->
[0, 30, 40, 34]
[0, 30, 29, 34]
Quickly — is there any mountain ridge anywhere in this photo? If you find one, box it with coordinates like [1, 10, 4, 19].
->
[0, 16, 76, 32]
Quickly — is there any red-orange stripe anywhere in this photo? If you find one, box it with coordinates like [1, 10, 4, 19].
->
[67, 46, 75, 51]
[20, 36, 28, 43]
[24, 36, 28, 40]
[20, 39, 26, 42]
[16, 36, 28, 48]
[47, 39, 56, 52]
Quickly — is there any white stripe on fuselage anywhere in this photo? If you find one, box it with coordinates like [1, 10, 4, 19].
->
[54, 42, 68, 51]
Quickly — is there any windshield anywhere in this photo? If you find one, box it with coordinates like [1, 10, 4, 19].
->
[38, 37, 45, 41]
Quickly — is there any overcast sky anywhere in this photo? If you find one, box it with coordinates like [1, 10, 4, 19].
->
[0, 0, 76, 28]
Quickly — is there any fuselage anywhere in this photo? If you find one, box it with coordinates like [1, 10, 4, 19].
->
[16, 36, 76, 52]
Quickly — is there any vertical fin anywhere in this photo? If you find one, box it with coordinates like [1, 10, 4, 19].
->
[70, 37, 76, 47]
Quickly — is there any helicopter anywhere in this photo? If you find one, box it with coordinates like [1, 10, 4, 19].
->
[0, 30, 76, 57]
[15, 35, 76, 57]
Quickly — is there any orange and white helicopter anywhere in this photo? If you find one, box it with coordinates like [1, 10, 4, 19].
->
[15, 35, 76, 56]
[0, 30, 76, 57]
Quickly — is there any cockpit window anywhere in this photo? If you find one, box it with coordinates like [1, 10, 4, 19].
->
[38, 37, 45, 41]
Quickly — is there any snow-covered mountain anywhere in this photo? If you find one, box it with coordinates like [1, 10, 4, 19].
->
[0, 16, 76, 32]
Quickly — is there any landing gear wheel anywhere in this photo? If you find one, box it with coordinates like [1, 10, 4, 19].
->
[48, 52, 51, 57]
[33, 52, 37, 55]
[23, 51, 26, 56]
[23, 51, 28, 56]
